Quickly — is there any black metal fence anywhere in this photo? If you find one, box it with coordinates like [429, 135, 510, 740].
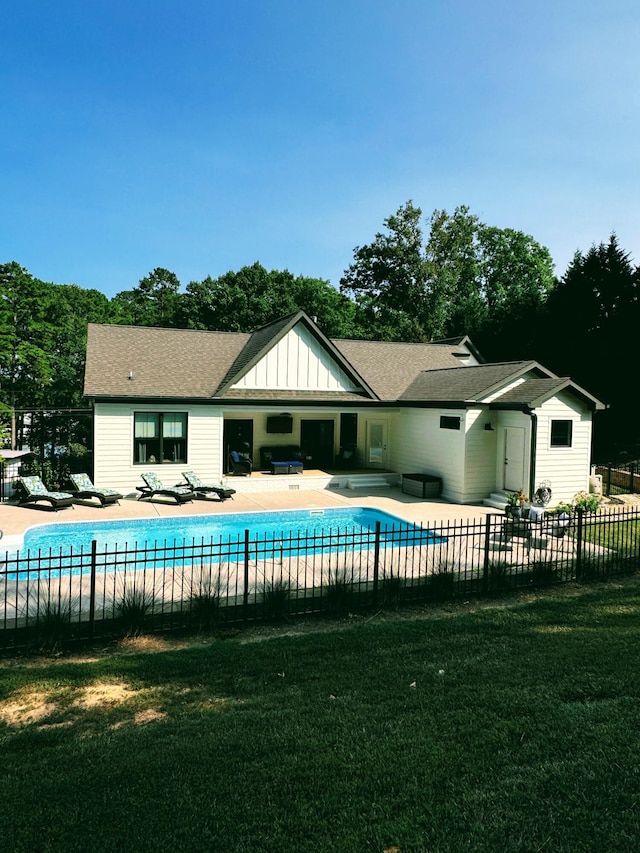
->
[595, 462, 640, 496]
[2, 507, 639, 652]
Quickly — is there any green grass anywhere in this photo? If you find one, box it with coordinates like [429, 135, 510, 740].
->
[3, 579, 640, 852]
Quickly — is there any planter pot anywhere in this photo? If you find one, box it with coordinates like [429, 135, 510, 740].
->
[505, 505, 521, 518]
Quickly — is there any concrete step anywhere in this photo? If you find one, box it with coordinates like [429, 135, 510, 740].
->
[483, 492, 509, 510]
[346, 476, 392, 490]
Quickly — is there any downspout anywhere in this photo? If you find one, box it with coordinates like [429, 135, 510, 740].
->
[529, 411, 537, 500]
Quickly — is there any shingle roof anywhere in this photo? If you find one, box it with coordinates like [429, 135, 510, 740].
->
[333, 340, 467, 400]
[83, 316, 604, 410]
[84, 320, 470, 401]
[490, 377, 606, 410]
[398, 362, 543, 403]
[84, 324, 250, 399]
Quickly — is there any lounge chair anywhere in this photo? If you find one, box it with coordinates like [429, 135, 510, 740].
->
[136, 472, 195, 503]
[16, 476, 75, 511]
[180, 471, 236, 501]
[69, 473, 123, 507]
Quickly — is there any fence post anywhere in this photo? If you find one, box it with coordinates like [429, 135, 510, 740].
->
[575, 509, 584, 580]
[372, 521, 381, 606]
[482, 515, 492, 593]
[243, 530, 250, 622]
[631, 463, 636, 495]
[89, 540, 97, 640]
[606, 465, 612, 498]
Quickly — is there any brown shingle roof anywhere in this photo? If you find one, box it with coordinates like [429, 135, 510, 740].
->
[398, 362, 543, 403]
[84, 324, 250, 399]
[83, 317, 604, 410]
[333, 340, 467, 400]
[490, 377, 606, 410]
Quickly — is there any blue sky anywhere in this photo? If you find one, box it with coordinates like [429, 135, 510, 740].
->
[2, 0, 638, 298]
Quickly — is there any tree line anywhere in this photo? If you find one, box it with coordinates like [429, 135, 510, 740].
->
[1, 200, 638, 464]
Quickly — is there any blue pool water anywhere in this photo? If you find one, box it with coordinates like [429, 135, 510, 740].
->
[19, 506, 438, 555]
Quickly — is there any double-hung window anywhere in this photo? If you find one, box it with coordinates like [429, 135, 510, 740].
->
[134, 412, 187, 463]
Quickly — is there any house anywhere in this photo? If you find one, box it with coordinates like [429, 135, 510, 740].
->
[83, 311, 605, 505]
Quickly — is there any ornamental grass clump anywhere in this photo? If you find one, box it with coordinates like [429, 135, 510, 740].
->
[187, 567, 224, 632]
[115, 588, 151, 637]
[28, 597, 77, 653]
[259, 577, 292, 622]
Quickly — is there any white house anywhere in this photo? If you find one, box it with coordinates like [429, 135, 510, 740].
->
[83, 311, 605, 505]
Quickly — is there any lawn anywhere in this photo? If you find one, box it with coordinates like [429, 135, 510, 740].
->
[2, 580, 640, 852]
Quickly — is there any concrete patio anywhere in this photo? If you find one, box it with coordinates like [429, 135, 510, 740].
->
[0, 484, 495, 546]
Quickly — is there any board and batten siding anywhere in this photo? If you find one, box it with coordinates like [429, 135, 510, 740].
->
[93, 403, 223, 494]
[231, 325, 360, 391]
[390, 409, 467, 502]
[533, 393, 592, 505]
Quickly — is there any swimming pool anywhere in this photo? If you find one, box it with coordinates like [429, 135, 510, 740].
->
[18, 506, 439, 555]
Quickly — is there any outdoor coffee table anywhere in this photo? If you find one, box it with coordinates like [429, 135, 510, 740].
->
[270, 461, 303, 475]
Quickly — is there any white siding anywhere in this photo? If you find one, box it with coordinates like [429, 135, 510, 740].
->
[389, 409, 467, 502]
[232, 325, 360, 391]
[93, 403, 223, 494]
[463, 409, 499, 502]
[533, 393, 592, 504]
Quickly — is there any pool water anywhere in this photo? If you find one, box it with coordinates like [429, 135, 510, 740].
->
[19, 506, 438, 554]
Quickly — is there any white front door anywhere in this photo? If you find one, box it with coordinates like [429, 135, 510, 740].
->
[504, 427, 526, 492]
[366, 420, 387, 469]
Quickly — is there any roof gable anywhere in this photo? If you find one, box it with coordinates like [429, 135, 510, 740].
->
[398, 362, 548, 403]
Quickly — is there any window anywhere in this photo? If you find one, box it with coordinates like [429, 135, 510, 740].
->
[550, 419, 572, 447]
[134, 412, 187, 463]
[440, 415, 461, 430]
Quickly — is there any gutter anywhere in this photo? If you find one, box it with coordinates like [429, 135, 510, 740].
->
[529, 412, 537, 500]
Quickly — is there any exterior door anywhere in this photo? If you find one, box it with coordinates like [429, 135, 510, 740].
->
[366, 420, 387, 469]
[300, 420, 335, 469]
[503, 427, 526, 492]
[223, 419, 254, 474]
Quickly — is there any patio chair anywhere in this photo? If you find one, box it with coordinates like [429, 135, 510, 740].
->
[69, 473, 123, 507]
[16, 476, 75, 511]
[228, 449, 253, 476]
[180, 471, 236, 501]
[136, 472, 195, 504]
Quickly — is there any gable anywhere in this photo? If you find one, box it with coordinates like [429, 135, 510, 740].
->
[230, 324, 362, 392]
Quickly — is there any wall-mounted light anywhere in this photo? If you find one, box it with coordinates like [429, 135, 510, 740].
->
[128, 371, 134, 381]
[484, 423, 494, 431]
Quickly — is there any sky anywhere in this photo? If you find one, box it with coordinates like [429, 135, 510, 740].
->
[2, 0, 639, 298]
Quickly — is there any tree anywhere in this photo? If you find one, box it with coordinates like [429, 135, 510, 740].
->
[181, 263, 356, 337]
[340, 201, 430, 340]
[340, 201, 555, 347]
[112, 267, 182, 327]
[542, 235, 640, 459]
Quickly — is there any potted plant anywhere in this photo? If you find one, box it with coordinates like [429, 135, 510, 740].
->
[505, 491, 522, 518]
